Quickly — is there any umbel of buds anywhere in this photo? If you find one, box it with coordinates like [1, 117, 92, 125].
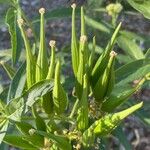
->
[106, 3, 123, 16]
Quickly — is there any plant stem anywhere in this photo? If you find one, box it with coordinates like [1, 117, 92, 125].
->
[69, 99, 79, 118]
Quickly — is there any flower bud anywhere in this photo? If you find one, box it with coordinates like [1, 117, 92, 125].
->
[39, 8, 45, 14]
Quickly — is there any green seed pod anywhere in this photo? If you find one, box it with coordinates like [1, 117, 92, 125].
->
[46, 40, 56, 79]
[82, 102, 143, 147]
[71, 3, 79, 77]
[41, 40, 56, 115]
[17, 19, 35, 88]
[53, 60, 68, 114]
[93, 51, 117, 102]
[101, 77, 146, 112]
[42, 91, 54, 115]
[77, 74, 89, 131]
[76, 35, 87, 99]
[91, 23, 121, 88]
[81, 6, 86, 36]
[36, 8, 48, 82]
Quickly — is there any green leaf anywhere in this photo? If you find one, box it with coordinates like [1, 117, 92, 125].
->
[85, 16, 111, 33]
[0, 0, 14, 5]
[117, 35, 144, 60]
[6, 79, 54, 121]
[0, 120, 9, 144]
[127, 0, 150, 19]
[3, 135, 37, 149]
[101, 77, 145, 112]
[113, 125, 132, 150]
[115, 59, 150, 85]
[82, 102, 143, 147]
[5, 7, 20, 65]
[24, 79, 54, 109]
[145, 48, 150, 58]
[35, 130, 72, 150]
[7, 62, 26, 102]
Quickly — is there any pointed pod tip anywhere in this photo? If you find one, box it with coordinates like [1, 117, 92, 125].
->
[118, 22, 122, 28]
[80, 35, 87, 43]
[49, 40, 56, 48]
[110, 51, 117, 57]
[17, 18, 24, 26]
[0, 61, 4, 65]
[39, 8, 45, 14]
[137, 101, 143, 108]
[71, 3, 76, 9]
[28, 128, 36, 136]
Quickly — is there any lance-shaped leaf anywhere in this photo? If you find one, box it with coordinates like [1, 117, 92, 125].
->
[35, 130, 72, 150]
[101, 76, 146, 112]
[5, 7, 18, 65]
[77, 74, 89, 131]
[91, 23, 121, 87]
[3, 135, 37, 149]
[53, 60, 68, 114]
[127, 0, 150, 20]
[71, 3, 79, 76]
[0, 120, 9, 144]
[0, 61, 15, 79]
[31, 106, 46, 132]
[7, 62, 26, 103]
[36, 8, 48, 82]
[17, 18, 36, 88]
[76, 35, 87, 99]
[82, 102, 143, 147]
[16, 122, 44, 148]
[93, 51, 116, 102]
[5, 80, 54, 121]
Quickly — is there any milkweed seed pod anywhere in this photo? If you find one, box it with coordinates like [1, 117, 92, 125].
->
[76, 35, 87, 99]
[36, 8, 48, 82]
[91, 22, 121, 88]
[82, 102, 143, 147]
[41, 40, 56, 115]
[92, 51, 117, 102]
[17, 19, 36, 88]
[77, 74, 89, 131]
[53, 60, 68, 114]
[71, 3, 79, 77]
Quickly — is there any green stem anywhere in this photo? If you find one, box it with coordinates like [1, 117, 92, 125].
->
[69, 99, 79, 118]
